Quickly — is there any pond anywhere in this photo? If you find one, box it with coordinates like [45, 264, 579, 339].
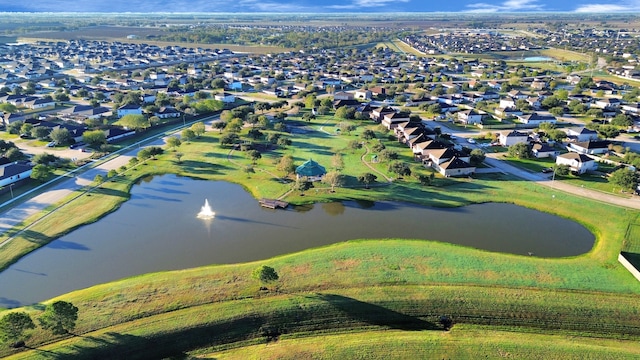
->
[523, 56, 553, 62]
[0, 175, 594, 308]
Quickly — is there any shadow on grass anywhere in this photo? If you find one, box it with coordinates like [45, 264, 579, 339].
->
[181, 160, 233, 175]
[314, 293, 439, 331]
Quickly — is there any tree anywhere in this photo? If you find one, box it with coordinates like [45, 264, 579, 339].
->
[247, 149, 261, 164]
[4, 147, 23, 161]
[93, 174, 104, 184]
[549, 107, 564, 117]
[611, 114, 633, 127]
[32, 126, 51, 140]
[20, 123, 33, 136]
[30, 164, 52, 182]
[137, 148, 152, 161]
[0, 103, 17, 114]
[331, 153, 344, 170]
[213, 121, 226, 133]
[335, 106, 356, 119]
[469, 149, 486, 165]
[388, 162, 411, 177]
[598, 125, 620, 139]
[347, 140, 362, 152]
[276, 154, 296, 176]
[379, 149, 398, 161]
[323, 171, 343, 192]
[0, 312, 35, 347]
[38, 301, 79, 335]
[247, 128, 264, 140]
[181, 128, 196, 142]
[609, 168, 638, 192]
[174, 152, 183, 164]
[33, 152, 58, 165]
[166, 136, 181, 150]
[362, 129, 376, 141]
[358, 172, 377, 188]
[190, 122, 206, 137]
[554, 164, 570, 176]
[508, 142, 531, 159]
[50, 128, 72, 145]
[118, 114, 150, 131]
[252, 265, 279, 284]
[219, 132, 239, 147]
[226, 118, 244, 133]
[82, 130, 106, 148]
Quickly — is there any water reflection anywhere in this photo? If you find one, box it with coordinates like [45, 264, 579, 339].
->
[0, 175, 594, 308]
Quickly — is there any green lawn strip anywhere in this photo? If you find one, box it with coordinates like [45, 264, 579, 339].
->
[6, 285, 640, 359]
[204, 327, 640, 360]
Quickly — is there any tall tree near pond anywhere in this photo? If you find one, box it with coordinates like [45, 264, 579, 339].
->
[190, 122, 206, 137]
[38, 301, 79, 335]
[0, 312, 35, 347]
[323, 171, 343, 192]
[358, 172, 377, 188]
[609, 168, 638, 192]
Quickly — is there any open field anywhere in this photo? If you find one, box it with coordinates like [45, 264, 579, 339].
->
[205, 327, 640, 360]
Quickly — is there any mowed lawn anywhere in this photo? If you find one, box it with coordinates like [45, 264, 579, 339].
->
[2, 113, 640, 358]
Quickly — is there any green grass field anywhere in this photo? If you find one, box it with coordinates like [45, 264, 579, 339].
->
[2, 113, 640, 358]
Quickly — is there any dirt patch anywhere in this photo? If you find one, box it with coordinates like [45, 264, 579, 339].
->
[333, 258, 361, 271]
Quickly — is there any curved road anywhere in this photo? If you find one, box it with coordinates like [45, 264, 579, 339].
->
[0, 116, 218, 240]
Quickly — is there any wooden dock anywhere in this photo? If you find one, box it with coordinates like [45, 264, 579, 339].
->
[259, 199, 289, 209]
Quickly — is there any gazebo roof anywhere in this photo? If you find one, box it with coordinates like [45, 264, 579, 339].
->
[295, 159, 326, 177]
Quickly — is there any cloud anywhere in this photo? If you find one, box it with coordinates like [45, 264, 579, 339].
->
[466, 0, 545, 12]
[327, 0, 409, 10]
[574, 2, 638, 12]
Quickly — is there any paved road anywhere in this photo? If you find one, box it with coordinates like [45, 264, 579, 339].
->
[0, 116, 218, 239]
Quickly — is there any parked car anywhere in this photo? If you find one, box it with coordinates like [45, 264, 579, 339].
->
[46, 141, 56, 147]
[467, 138, 476, 144]
[541, 167, 554, 173]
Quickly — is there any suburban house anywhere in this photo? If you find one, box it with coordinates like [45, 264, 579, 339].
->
[516, 112, 557, 126]
[499, 130, 529, 146]
[531, 143, 559, 158]
[295, 159, 326, 182]
[457, 109, 483, 125]
[593, 98, 621, 110]
[556, 153, 597, 174]
[567, 140, 610, 155]
[427, 147, 470, 165]
[0, 160, 33, 188]
[434, 156, 476, 177]
[499, 97, 516, 109]
[566, 127, 599, 142]
[412, 139, 448, 159]
[333, 92, 354, 101]
[381, 112, 410, 130]
[354, 89, 372, 100]
[154, 107, 181, 119]
[117, 103, 143, 118]
[214, 92, 236, 103]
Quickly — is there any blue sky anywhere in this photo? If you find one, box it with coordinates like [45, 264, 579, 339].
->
[1, 0, 639, 13]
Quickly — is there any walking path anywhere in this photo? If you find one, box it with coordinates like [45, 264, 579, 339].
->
[0, 115, 218, 243]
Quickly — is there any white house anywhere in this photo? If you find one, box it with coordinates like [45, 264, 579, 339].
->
[457, 109, 483, 125]
[154, 107, 181, 119]
[354, 89, 372, 100]
[0, 161, 33, 188]
[593, 98, 621, 109]
[516, 113, 557, 126]
[381, 112, 410, 130]
[556, 153, 597, 174]
[531, 143, 559, 158]
[499, 98, 516, 109]
[435, 156, 476, 177]
[499, 130, 529, 146]
[567, 140, 610, 155]
[214, 92, 236, 103]
[117, 103, 143, 118]
[566, 128, 598, 142]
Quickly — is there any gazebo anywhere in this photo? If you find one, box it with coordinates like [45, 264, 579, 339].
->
[295, 159, 326, 181]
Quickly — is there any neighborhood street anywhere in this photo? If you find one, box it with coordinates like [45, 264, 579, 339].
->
[0, 116, 219, 241]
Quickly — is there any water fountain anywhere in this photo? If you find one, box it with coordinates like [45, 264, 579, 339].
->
[197, 199, 215, 219]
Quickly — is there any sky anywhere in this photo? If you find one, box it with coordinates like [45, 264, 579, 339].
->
[0, 0, 639, 13]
